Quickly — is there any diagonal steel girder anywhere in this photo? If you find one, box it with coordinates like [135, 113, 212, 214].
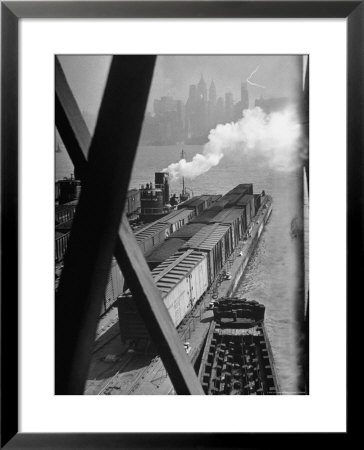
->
[55, 56, 204, 395]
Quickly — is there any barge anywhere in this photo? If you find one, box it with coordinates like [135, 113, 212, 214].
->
[199, 298, 279, 395]
[117, 184, 272, 351]
[85, 182, 275, 394]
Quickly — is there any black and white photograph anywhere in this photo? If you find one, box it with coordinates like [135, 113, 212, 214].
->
[55, 54, 308, 396]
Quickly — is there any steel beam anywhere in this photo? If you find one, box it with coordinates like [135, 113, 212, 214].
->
[55, 56, 204, 395]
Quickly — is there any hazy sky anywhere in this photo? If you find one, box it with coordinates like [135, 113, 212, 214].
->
[59, 55, 302, 120]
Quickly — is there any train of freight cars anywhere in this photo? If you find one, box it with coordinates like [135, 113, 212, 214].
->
[117, 184, 266, 345]
[55, 197, 218, 314]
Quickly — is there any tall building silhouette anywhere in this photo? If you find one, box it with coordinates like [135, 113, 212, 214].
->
[141, 73, 285, 145]
[209, 80, 216, 104]
[197, 74, 207, 101]
[207, 80, 217, 131]
[185, 76, 209, 143]
[225, 92, 234, 122]
[234, 81, 250, 121]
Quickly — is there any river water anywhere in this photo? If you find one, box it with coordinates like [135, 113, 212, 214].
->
[56, 144, 305, 394]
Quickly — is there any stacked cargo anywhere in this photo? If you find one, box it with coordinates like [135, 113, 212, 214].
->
[115, 182, 271, 347]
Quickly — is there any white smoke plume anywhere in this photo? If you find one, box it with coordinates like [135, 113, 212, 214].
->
[164, 107, 303, 180]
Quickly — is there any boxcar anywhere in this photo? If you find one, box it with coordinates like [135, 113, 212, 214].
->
[158, 208, 195, 234]
[151, 250, 209, 327]
[166, 222, 206, 241]
[134, 221, 170, 256]
[182, 223, 232, 284]
[55, 231, 70, 262]
[55, 203, 76, 225]
[104, 258, 124, 311]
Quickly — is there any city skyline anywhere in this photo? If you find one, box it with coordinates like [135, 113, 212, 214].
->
[140, 73, 292, 146]
[58, 55, 302, 134]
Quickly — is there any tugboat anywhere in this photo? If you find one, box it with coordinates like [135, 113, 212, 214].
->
[140, 150, 192, 222]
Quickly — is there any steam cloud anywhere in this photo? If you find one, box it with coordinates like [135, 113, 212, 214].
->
[164, 107, 304, 180]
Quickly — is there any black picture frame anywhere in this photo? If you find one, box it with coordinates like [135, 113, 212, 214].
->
[1, 1, 357, 447]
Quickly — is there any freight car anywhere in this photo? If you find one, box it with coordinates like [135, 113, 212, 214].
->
[101, 258, 124, 315]
[55, 178, 81, 204]
[55, 202, 77, 226]
[158, 208, 195, 234]
[134, 221, 171, 256]
[146, 237, 187, 270]
[134, 208, 196, 257]
[177, 194, 221, 215]
[117, 249, 209, 346]
[182, 223, 233, 284]
[55, 231, 70, 262]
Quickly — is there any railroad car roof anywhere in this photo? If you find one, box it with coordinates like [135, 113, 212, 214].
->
[146, 238, 186, 263]
[227, 184, 253, 195]
[189, 209, 222, 224]
[134, 221, 169, 241]
[151, 250, 207, 295]
[55, 204, 76, 213]
[55, 218, 73, 230]
[178, 196, 202, 207]
[220, 192, 246, 207]
[210, 208, 244, 224]
[158, 208, 193, 224]
[166, 222, 205, 239]
[209, 199, 230, 210]
[183, 224, 231, 250]
[55, 231, 69, 239]
[182, 223, 219, 248]
[236, 194, 254, 206]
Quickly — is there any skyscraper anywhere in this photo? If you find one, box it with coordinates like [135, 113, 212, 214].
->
[234, 81, 250, 121]
[241, 81, 249, 109]
[225, 92, 234, 122]
[209, 80, 216, 104]
[197, 74, 207, 101]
